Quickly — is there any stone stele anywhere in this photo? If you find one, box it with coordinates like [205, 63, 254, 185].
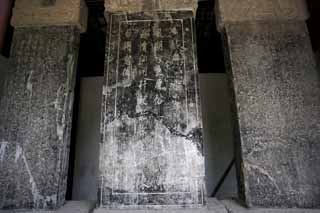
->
[99, 11, 205, 209]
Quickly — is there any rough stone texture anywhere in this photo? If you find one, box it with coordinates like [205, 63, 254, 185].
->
[99, 11, 205, 209]
[11, 0, 88, 33]
[224, 21, 320, 208]
[0, 26, 80, 210]
[105, 0, 197, 14]
[215, 0, 309, 30]
[0, 56, 14, 102]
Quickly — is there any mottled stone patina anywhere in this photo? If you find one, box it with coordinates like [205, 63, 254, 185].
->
[224, 21, 320, 208]
[0, 26, 80, 210]
[99, 11, 205, 209]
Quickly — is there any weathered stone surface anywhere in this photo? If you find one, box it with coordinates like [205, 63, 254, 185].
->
[11, 0, 88, 32]
[0, 56, 14, 102]
[0, 26, 80, 210]
[105, 0, 197, 14]
[224, 21, 320, 208]
[215, 0, 309, 30]
[99, 11, 205, 209]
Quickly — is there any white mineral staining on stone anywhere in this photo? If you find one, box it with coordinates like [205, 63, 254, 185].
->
[55, 86, 65, 141]
[101, 115, 204, 197]
[14, 145, 22, 163]
[136, 83, 147, 113]
[244, 162, 281, 193]
[21, 149, 42, 208]
[100, 12, 204, 206]
[26, 69, 34, 96]
[11, 144, 57, 209]
[55, 54, 75, 141]
[0, 141, 8, 162]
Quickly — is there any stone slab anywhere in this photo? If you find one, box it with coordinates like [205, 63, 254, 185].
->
[11, 0, 88, 32]
[224, 21, 320, 208]
[0, 201, 95, 213]
[0, 26, 80, 210]
[105, 0, 197, 14]
[215, 0, 309, 30]
[99, 11, 205, 209]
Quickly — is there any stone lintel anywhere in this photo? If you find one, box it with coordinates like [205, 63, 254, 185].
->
[11, 0, 88, 32]
[104, 0, 197, 15]
[215, 0, 309, 31]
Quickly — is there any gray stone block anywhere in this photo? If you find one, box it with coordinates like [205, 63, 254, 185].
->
[99, 11, 205, 208]
[224, 21, 320, 208]
[0, 26, 80, 210]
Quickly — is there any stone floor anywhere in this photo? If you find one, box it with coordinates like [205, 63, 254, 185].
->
[1, 199, 320, 213]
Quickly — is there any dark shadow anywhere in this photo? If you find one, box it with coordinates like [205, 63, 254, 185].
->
[65, 1, 106, 200]
[306, 0, 320, 53]
[196, 0, 225, 73]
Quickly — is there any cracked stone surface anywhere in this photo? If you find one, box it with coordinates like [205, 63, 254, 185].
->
[0, 26, 80, 210]
[99, 11, 205, 209]
[224, 21, 320, 208]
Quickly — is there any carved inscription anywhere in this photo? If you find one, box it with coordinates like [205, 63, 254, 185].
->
[100, 11, 205, 208]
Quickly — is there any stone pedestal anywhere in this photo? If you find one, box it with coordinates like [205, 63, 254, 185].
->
[0, 0, 87, 210]
[98, 1, 205, 209]
[216, 0, 320, 208]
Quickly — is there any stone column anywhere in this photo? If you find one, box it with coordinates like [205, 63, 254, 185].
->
[216, 0, 320, 208]
[98, 0, 205, 209]
[0, 0, 87, 210]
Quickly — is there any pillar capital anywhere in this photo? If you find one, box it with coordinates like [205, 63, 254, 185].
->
[104, 0, 197, 15]
[215, 0, 309, 30]
[11, 0, 88, 32]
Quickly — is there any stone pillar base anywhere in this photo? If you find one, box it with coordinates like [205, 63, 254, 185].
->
[0, 201, 95, 213]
